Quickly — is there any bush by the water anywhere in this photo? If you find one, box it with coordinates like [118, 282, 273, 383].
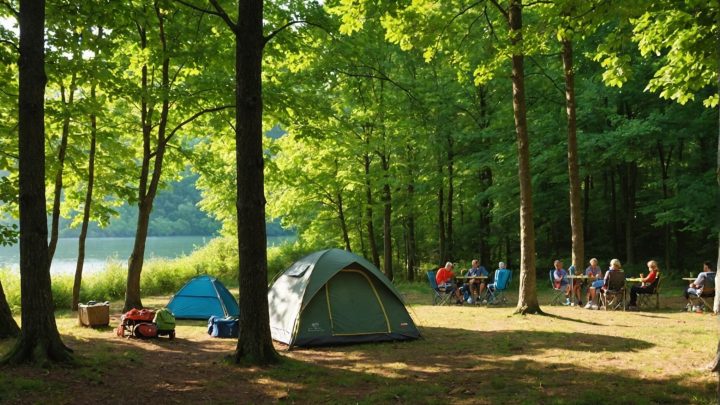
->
[0, 236, 318, 311]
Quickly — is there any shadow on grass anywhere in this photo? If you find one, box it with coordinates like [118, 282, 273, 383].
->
[0, 326, 713, 405]
[538, 311, 607, 326]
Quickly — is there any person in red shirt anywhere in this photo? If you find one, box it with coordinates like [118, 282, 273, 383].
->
[436, 262, 463, 304]
[627, 260, 659, 309]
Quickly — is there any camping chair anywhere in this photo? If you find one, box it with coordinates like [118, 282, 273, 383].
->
[688, 273, 716, 311]
[427, 271, 453, 306]
[549, 270, 565, 305]
[486, 269, 511, 305]
[600, 271, 626, 311]
[637, 273, 661, 310]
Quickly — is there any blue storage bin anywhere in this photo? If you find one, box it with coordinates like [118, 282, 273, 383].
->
[207, 316, 239, 338]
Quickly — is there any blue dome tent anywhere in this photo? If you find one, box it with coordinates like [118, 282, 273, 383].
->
[167, 275, 239, 320]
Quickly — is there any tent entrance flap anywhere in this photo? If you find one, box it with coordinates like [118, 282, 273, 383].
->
[326, 269, 390, 336]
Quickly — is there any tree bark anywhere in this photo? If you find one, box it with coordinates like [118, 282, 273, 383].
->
[72, 82, 98, 311]
[48, 74, 77, 262]
[124, 6, 171, 312]
[405, 183, 416, 281]
[478, 168, 492, 266]
[446, 135, 454, 259]
[2, 0, 72, 364]
[380, 153, 393, 281]
[657, 141, 673, 271]
[562, 39, 584, 272]
[508, 0, 541, 315]
[0, 280, 19, 339]
[336, 191, 351, 251]
[438, 181, 446, 264]
[622, 162, 637, 265]
[232, 0, 278, 365]
[363, 151, 380, 268]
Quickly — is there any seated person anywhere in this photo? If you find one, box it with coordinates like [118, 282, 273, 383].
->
[485, 262, 511, 303]
[568, 265, 583, 307]
[552, 260, 571, 305]
[627, 260, 660, 309]
[463, 259, 489, 303]
[684, 261, 716, 311]
[584, 258, 603, 309]
[600, 258, 623, 306]
[436, 262, 463, 305]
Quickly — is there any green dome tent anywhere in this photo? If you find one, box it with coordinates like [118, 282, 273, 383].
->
[268, 248, 420, 348]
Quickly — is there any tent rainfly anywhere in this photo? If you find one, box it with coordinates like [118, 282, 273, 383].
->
[268, 248, 420, 348]
[167, 275, 239, 320]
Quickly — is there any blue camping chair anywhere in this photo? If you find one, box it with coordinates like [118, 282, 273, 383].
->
[427, 271, 453, 306]
[549, 270, 565, 305]
[486, 269, 511, 305]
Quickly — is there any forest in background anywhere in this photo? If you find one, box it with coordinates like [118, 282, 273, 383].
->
[0, 0, 716, 277]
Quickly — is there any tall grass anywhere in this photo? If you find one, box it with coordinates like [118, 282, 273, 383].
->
[0, 236, 318, 311]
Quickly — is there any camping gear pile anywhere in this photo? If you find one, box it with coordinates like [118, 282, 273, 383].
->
[78, 301, 110, 327]
[116, 307, 176, 339]
[167, 275, 239, 320]
[207, 316, 239, 338]
[268, 248, 420, 348]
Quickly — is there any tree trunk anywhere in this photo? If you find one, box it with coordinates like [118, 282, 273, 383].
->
[233, 0, 278, 365]
[337, 191, 351, 251]
[405, 183, 416, 282]
[123, 12, 171, 312]
[622, 162, 637, 265]
[478, 168, 492, 266]
[610, 169, 620, 255]
[583, 175, 590, 242]
[48, 74, 76, 262]
[438, 182, 446, 264]
[380, 153, 393, 281]
[364, 152, 380, 268]
[72, 83, 98, 311]
[2, 0, 72, 364]
[0, 280, 19, 339]
[657, 141, 673, 271]
[508, 0, 541, 315]
[562, 39, 584, 272]
[446, 135, 454, 259]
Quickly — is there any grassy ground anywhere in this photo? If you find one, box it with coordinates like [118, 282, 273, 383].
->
[0, 285, 717, 404]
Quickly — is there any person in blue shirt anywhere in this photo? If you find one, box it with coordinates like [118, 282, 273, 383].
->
[552, 260, 571, 305]
[464, 259, 489, 303]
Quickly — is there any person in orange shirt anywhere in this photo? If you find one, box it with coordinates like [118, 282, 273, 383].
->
[436, 262, 463, 305]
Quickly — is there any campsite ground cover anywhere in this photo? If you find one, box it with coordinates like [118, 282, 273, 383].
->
[0, 288, 717, 404]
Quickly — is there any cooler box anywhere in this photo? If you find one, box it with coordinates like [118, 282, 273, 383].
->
[207, 316, 239, 338]
[78, 303, 110, 327]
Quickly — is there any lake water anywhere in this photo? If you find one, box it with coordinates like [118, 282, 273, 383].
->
[0, 235, 293, 275]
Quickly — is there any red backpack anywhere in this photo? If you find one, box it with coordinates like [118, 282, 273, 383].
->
[123, 308, 155, 322]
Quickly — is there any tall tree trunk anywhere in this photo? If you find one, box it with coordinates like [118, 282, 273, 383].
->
[2, 0, 71, 364]
[438, 182, 446, 263]
[446, 135, 454, 259]
[622, 162, 637, 264]
[72, 82, 98, 311]
[562, 39, 584, 272]
[0, 280, 19, 339]
[405, 183, 416, 282]
[233, 0, 278, 364]
[48, 74, 77, 262]
[380, 153, 393, 280]
[364, 151, 380, 268]
[508, 0, 541, 315]
[124, 12, 171, 312]
[657, 141, 673, 270]
[610, 169, 620, 254]
[478, 168, 492, 266]
[337, 191, 351, 251]
[583, 175, 590, 242]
